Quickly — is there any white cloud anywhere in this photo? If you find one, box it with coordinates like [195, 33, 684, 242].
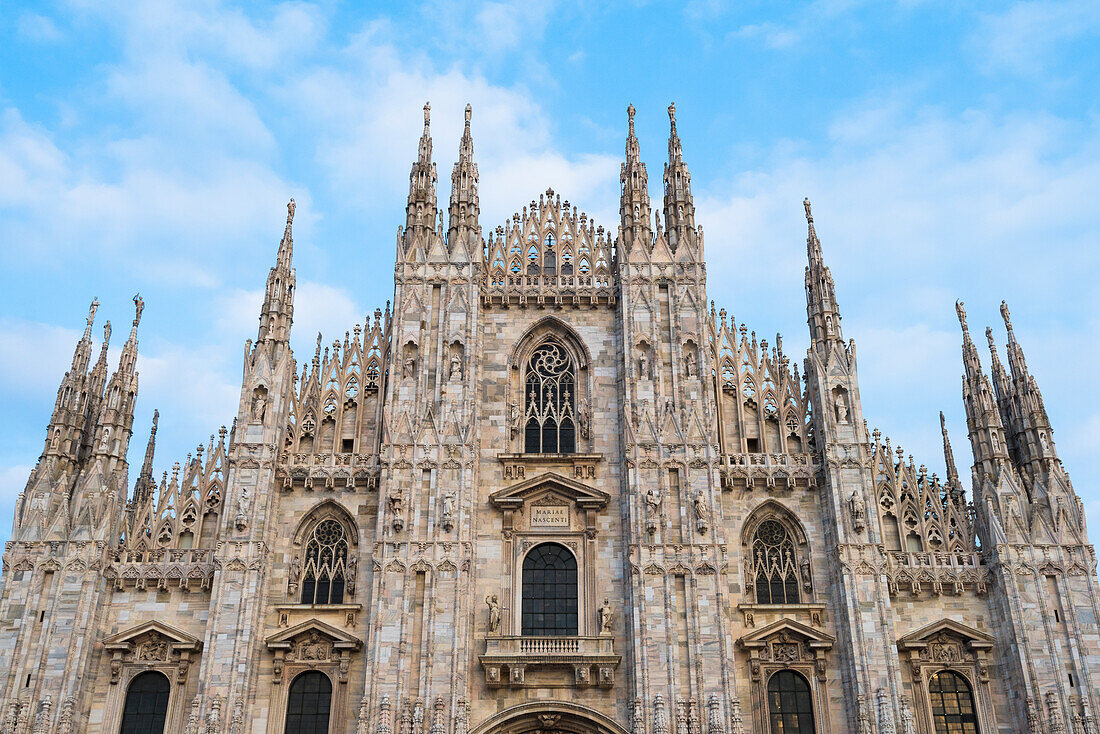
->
[695, 97, 1100, 488]
[0, 319, 81, 395]
[973, 0, 1100, 76]
[16, 13, 62, 43]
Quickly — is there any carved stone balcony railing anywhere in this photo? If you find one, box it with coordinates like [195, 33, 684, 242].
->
[882, 551, 988, 596]
[479, 635, 620, 688]
[480, 273, 618, 309]
[107, 548, 215, 592]
[718, 453, 820, 491]
[277, 453, 381, 492]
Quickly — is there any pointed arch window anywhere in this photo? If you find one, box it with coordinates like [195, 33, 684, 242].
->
[521, 543, 578, 636]
[751, 520, 800, 604]
[929, 671, 979, 734]
[119, 671, 170, 734]
[301, 519, 348, 605]
[285, 671, 332, 734]
[523, 341, 576, 454]
[767, 671, 814, 734]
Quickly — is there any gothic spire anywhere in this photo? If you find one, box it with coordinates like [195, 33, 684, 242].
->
[940, 411, 960, 486]
[803, 198, 843, 347]
[132, 409, 158, 512]
[663, 102, 695, 249]
[1000, 301, 1031, 385]
[406, 101, 438, 236]
[257, 199, 296, 345]
[43, 299, 100, 459]
[999, 301, 1058, 468]
[956, 300, 982, 382]
[448, 104, 480, 248]
[956, 300, 1012, 469]
[619, 103, 651, 248]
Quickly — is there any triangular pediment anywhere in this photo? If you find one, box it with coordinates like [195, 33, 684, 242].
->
[897, 618, 994, 651]
[489, 471, 609, 510]
[737, 618, 835, 650]
[104, 620, 201, 652]
[265, 618, 362, 651]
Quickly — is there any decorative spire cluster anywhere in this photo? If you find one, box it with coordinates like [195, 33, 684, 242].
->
[448, 104, 480, 248]
[406, 102, 438, 236]
[662, 102, 695, 249]
[257, 199, 297, 345]
[619, 104, 652, 247]
[803, 198, 844, 347]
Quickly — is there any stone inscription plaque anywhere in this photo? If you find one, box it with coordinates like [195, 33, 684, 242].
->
[530, 505, 569, 527]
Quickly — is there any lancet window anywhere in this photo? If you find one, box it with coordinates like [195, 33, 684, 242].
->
[300, 519, 349, 605]
[119, 671, 170, 734]
[521, 543, 578, 636]
[523, 341, 576, 454]
[750, 520, 800, 604]
[929, 671, 979, 734]
[285, 671, 333, 734]
[766, 671, 815, 734]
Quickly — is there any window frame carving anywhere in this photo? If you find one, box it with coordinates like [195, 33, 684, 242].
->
[482, 473, 619, 688]
[101, 621, 201, 734]
[897, 619, 997, 734]
[264, 620, 362, 734]
[741, 502, 813, 605]
[508, 319, 592, 454]
[288, 502, 360, 605]
[738, 619, 834, 734]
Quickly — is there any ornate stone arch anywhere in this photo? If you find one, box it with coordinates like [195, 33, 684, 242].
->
[291, 500, 360, 548]
[509, 316, 591, 370]
[741, 499, 809, 547]
[288, 501, 360, 604]
[741, 500, 812, 604]
[469, 702, 630, 734]
[508, 317, 593, 453]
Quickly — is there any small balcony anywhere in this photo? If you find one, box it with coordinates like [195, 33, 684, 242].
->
[479, 635, 620, 688]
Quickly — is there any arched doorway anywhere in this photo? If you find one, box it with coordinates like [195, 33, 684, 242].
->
[470, 702, 629, 734]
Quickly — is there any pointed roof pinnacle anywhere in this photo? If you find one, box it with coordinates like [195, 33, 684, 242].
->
[627, 103, 636, 137]
[84, 298, 99, 338]
[419, 101, 433, 159]
[140, 409, 158, 480]
[804, 198, 823, 268]
[278, 198, 295, 267]
[940, 410, 960, 484]
[667, 102, 682, 161]
[956, 300, 984, 380]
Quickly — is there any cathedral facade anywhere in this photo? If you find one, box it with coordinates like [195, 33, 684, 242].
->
[1, 102, 1098, 734]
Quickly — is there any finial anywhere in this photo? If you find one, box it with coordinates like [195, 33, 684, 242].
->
[464, 104, 471, 123]
[627, 103, 635, 135]
[1000, 300, 1013, 331]
[955, 300, 968, 332]
[668, 102, 677, 128]
[803, 197, 813, 223]
[152, 409, 159, 431]
[133, 293, 144, 327]
[87, 298, 99, 328]
[103, 321, 112, 345]
[940, 410, 947, 433]
[423, 101, 431, 127]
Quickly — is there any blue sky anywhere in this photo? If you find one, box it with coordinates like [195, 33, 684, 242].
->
[1, 0, 1099, 546]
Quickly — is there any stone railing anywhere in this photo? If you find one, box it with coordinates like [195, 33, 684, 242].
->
[718, 452, 820, 490]
[108, 548, 215, 592]
[479, 635, 620, 689]
[882, 551, 988, 596]
[480, 272, 618, 309]
[277, 453, 381, 491]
